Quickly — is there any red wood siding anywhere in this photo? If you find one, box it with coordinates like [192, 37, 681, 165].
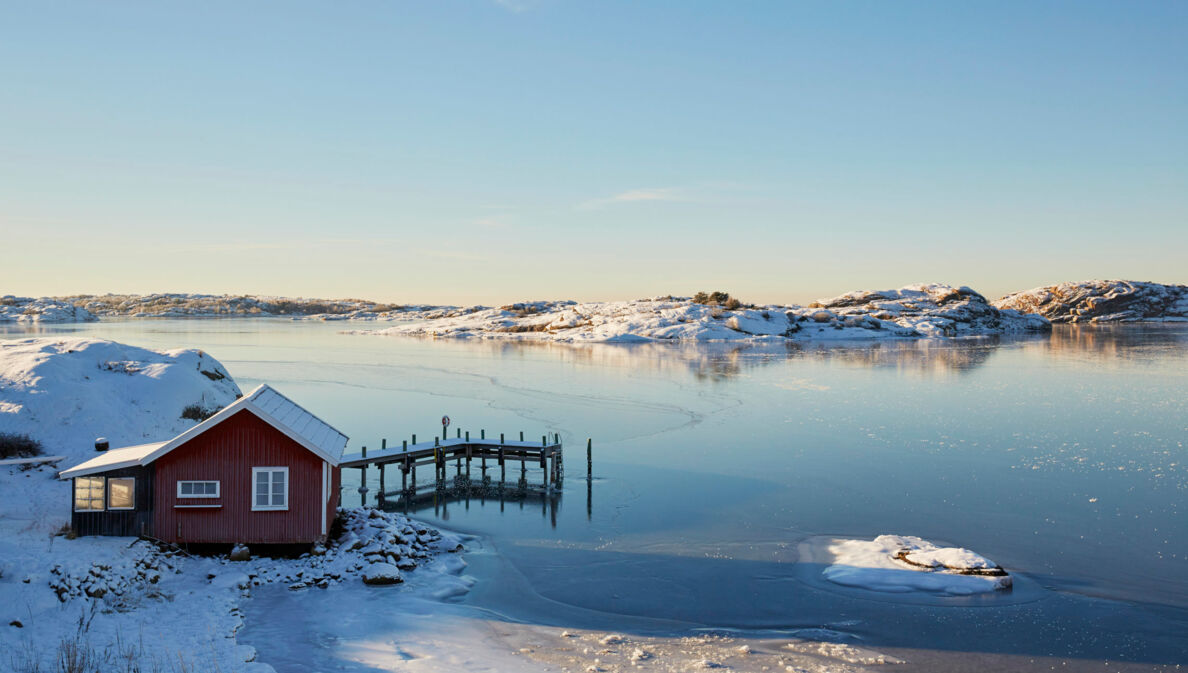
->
[153, 409, 329, 544]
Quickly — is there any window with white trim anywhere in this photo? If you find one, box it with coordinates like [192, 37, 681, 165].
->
[107, 478, 135, 510]
[252, 467, 288, 511]
[74, 477, 105, 511]
[177, 481, 220, 498]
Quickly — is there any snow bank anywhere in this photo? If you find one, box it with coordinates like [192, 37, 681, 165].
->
[0, 296, 96, 323]
[821, 535, 1011, 595]
[350, 284, 1050, 343]
[0, 337, 241, 461]
[994, 279, 1188, 323]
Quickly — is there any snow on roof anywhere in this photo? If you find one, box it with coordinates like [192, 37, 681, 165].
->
[58, 442, 167, 479]
[58, 384, 349, 479]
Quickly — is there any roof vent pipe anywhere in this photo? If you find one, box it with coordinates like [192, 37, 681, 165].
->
[95, 437, 109, 452]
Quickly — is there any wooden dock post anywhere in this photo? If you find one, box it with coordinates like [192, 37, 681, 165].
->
[481, 429, 485, 440]
[412, 434, 416, 445]
[378, 439, 386, 505]
[358, 445, 368, 507]
[457, 428, 461, 439]
[403, 439, 407, 450]
[520, 431, 524, 441]
[465, 431, 470, 442]
[499, 435, 506, 481]
[587, 438, 592, 478]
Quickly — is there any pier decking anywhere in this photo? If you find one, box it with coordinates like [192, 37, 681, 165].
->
[339, 430, 584, 507]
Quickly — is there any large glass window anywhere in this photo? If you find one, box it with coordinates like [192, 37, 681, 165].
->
[251, 467, 288, 511]
[73, 477, 105, 511]
[108, 478, 135, 510]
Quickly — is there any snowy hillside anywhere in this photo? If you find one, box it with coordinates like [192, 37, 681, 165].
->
[993, 280, 1188, 323]
[0, 296, 97, 323]
[353, 284, 1051, 342]
[0, 337, 242, 460]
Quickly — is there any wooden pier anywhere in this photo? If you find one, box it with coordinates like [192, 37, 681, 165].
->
[339, 429, 583, 507]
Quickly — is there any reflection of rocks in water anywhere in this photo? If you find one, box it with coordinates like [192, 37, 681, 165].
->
[415, 326, 1188, 379]
[1026, 324, 1188, 363]
[784, 338, 1003, 376]
[448, 337, 1026, 380]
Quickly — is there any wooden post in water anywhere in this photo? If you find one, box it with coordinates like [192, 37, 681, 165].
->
[587, 438, 592, 478]
[379, 464, 386, 506]
[481, 429, 485, 440]
[403, 439, 408, 450]
[499, 435, 506, 482]
[358, 446, 368, 507]
[378, 439, 386, 505]
[412, 434, 417, 445]
[520, 431, 524, 441]
[465, 431, 470, 442]
[457, 428, 461, 439]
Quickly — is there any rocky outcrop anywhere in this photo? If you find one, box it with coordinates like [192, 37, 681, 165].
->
[354, 284, 1051, 343]
[994, 280, 1188, 323]
[810, 284, 1050, 337]
[0, 296, 96, 323]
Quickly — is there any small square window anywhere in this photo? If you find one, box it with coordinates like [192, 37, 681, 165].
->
[108, 478, 135, 509]
[74, 477, 105, 512]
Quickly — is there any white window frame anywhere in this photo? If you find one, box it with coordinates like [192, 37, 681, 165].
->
[251, 466, 289, 511]
[177, 480, 220, 498]
[107, 477, 136, 510]
[73, 476, 105, 512]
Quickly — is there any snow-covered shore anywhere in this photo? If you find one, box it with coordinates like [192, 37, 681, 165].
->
[0, 338, 472, 673]
[351, 284, 1051, 342]
[993, 280, 1188, 323]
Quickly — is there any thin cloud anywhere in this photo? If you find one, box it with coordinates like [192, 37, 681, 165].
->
[578, 187, 685, 211]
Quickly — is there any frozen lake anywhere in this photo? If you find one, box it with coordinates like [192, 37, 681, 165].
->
[6, 319, 1186, 669]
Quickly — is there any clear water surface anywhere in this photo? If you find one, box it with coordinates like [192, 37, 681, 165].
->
[4, 320, 1185, 668]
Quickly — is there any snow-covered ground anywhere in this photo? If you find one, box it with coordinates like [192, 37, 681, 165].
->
[0, 337, 241, 461]
[351, 284, 1050, 342]
[0, 296, 97, 323]
[994, 280, 1188, 323]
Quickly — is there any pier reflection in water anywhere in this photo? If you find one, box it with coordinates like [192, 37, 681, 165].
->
[380, 471, 586, 529]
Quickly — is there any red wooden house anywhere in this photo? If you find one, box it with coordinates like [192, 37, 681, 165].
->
[59, 384, 346, 546]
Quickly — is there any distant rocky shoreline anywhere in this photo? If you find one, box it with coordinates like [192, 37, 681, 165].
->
[2, 280, 1184, 329]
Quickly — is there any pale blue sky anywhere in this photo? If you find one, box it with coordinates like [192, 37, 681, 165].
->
[2, 1, 1185, 305]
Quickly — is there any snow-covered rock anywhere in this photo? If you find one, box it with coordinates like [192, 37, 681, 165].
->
[821, 534, 1011, 595]
[0, 296, 97, 323]
[994, 280, 1188, 323]
[0, 337, 241, 460]
[352, 284, 1050, 343]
